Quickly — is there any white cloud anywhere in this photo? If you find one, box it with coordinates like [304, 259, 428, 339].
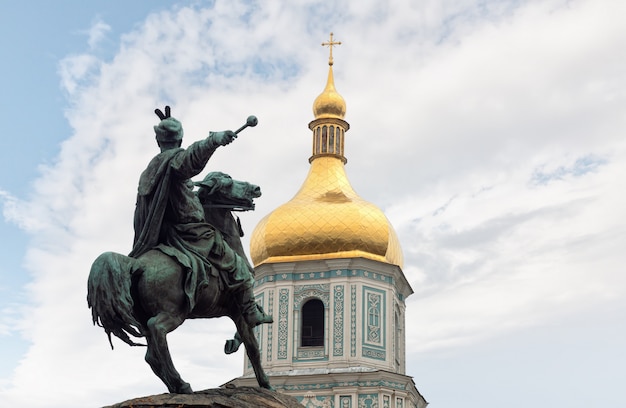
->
[86, 18, 111, 50]
[58, 54, 100, 95]
[0, 191, 37, 233]
[398, 138, 626, 353]
[1, 0, 625, 406]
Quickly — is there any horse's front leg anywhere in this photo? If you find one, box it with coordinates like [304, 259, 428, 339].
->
[234, 316, 272, 389]
[144, 312, 192, 394]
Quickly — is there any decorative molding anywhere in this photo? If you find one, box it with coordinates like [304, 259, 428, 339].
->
[294, 284, 330, 309]
[257, 269, 394, 286]
[296, 347, 327, 360]
[333, 285, 345, 356]
[298, 394, 334, 408]
[362, 347, 386, 361]
[278, 288, 289, 359]
[362, 286, 386, 351]
[253, 257, 413, 302]
[358, 393, 379, 408]
[350, 284, 356, 357]
[366, 292, 381, 344]
[278, 379, 408, 392]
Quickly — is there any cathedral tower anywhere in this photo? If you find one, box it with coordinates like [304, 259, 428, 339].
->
[227, 34, 427, 408]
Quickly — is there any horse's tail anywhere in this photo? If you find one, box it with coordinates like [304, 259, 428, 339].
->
[87, 251, 145, 349]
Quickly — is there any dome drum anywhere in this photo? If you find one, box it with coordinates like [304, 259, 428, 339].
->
[310, 120, 348, 163]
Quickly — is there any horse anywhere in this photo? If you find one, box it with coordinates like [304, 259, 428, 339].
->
[87, 172, 269, 394]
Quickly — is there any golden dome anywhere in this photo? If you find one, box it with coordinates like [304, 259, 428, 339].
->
[250, 157, 403, 267]
[312, 66, 346, 119]
[250, 34, 403, 268]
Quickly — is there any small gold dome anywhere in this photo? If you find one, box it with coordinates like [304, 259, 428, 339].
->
[250, 157, 404, 267]
[312, 66, 346, 119]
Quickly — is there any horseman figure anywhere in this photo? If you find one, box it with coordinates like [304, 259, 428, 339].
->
[130, 106, 271, 327]
[87, 107, 272, 394]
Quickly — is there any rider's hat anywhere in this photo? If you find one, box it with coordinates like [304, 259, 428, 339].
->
[154, 106, 183, 143]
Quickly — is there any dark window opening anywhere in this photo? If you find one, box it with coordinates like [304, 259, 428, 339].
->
[301, 299, 324, 347]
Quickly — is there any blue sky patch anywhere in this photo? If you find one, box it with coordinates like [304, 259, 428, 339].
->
[531, 154, 608, 186]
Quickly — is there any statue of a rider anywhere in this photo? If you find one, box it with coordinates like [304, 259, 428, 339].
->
[129, 106, 272, 327]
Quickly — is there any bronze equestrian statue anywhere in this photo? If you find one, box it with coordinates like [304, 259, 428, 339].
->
[87, 107, 272, 393]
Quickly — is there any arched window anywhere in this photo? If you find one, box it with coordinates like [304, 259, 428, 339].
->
[301, 299, 324, 347]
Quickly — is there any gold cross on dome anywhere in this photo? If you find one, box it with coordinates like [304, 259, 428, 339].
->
[322, 32, 342, 66]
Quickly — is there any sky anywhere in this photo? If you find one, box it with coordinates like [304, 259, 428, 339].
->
[0, 0, 624, 407]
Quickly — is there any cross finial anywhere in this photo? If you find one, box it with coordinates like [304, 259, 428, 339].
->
[321, 32, 342, 66]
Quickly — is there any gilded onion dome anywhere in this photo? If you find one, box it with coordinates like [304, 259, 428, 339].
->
[312, 64, 346, 120]
[250, 35, 403, 268]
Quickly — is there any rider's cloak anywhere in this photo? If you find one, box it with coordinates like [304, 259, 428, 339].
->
[128, 139, 253, 312]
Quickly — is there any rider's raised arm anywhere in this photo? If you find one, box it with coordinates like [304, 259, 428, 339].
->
[169, 130, 235, 179]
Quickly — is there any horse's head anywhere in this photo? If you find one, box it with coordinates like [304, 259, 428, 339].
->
[195, 171, 261, 211]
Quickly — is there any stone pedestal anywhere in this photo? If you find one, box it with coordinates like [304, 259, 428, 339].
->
[104, 386, 302, 408]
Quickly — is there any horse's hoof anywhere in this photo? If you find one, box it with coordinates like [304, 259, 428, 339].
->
[225, 339, 241, 354]
[260, 376, 273, 390]
[178, 382, 193, 394]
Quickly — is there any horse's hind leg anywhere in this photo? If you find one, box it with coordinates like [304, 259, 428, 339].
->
[234, 317, 271, 389]
[144, 313, 192, 394]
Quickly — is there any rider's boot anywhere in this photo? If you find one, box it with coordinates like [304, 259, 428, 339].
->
[241, 288, 273, 327]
